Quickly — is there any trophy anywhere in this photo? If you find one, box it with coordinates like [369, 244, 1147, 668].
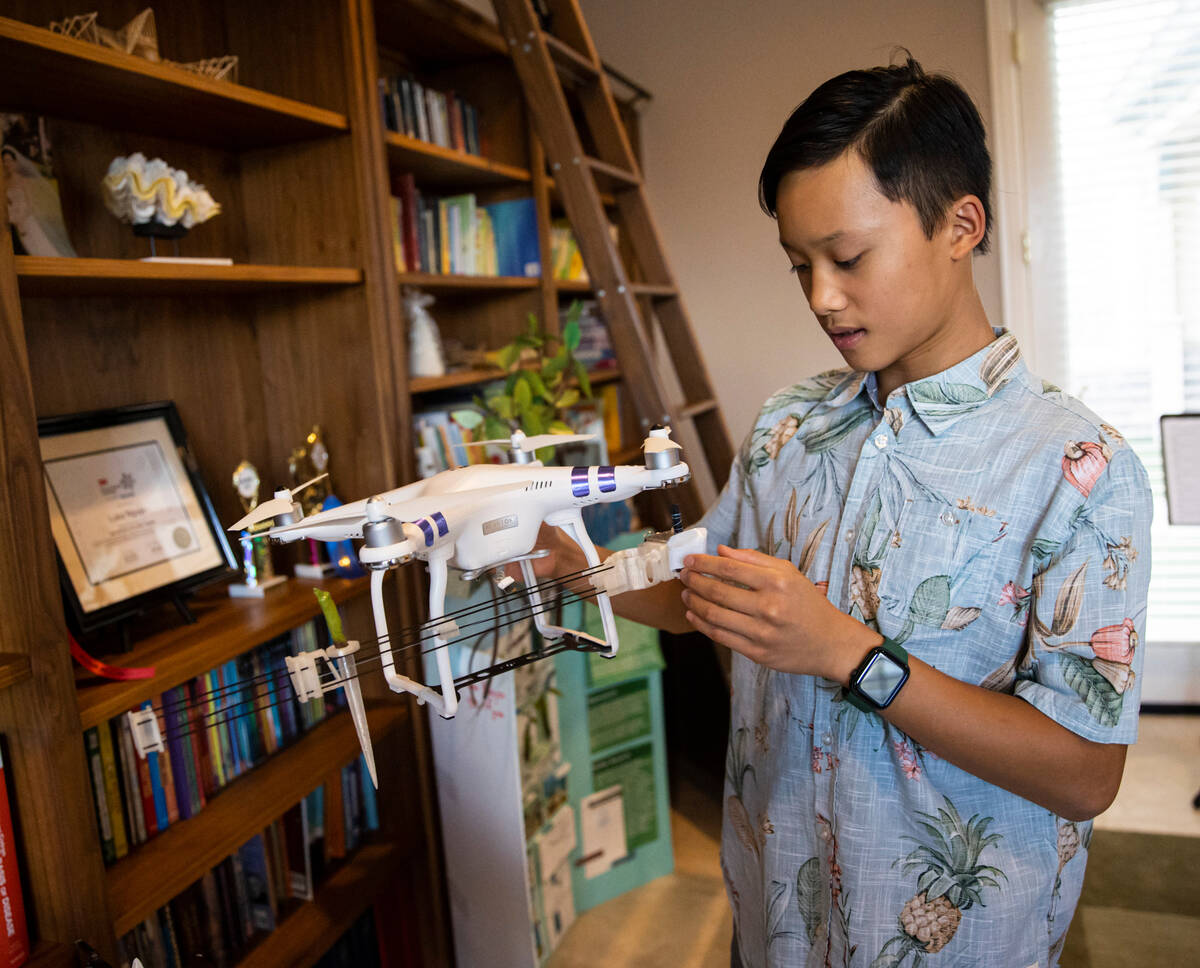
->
[291, 426, 363, 579]
[290, 426, 334, 579]
[228, 460, 288, 598]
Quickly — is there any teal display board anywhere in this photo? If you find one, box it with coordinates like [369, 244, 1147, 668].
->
[554, 531, 674, 912]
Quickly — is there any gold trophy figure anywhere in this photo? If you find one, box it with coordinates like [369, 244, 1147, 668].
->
[228, 459, 288, 598]
[290, 426, 336, 578]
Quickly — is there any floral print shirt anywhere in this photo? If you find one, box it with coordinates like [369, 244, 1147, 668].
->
[698, 331, 1152, 968]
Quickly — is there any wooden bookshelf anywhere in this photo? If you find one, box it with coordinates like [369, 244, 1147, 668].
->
[0, 16, 348, 149]
[25, 941, 75, 968]
[395, 271, 540, 291]
[385, 132, 531, 187]
[410, 365, 621, 395]
[75, 576, 373, 730]
[106, 704, 408, 935]
[15, 257, 363, 297]
[238, 842, 405, 968]
[0, 653, 32, 693]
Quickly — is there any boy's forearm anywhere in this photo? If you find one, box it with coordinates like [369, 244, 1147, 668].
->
[609, 577, 691, 634]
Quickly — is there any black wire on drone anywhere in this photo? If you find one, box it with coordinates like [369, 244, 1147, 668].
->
[156, 581, 609, 743]
[154, 561, 614, 719]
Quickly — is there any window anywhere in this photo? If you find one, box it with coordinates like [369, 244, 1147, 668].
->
[1004, 0, 1200, 646]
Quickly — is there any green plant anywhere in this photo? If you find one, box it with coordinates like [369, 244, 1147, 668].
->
[452, 301, 593, 462]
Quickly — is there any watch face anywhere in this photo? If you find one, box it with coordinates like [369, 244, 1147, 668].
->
[858, 651, 907, 706]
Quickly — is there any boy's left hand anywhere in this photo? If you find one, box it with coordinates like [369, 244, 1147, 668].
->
[678, 545, 870, 680]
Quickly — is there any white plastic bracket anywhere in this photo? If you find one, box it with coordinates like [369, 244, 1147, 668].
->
[128, 707, 165, 759]
[286, 640, 361, 704]
[591, 527, 707, 597]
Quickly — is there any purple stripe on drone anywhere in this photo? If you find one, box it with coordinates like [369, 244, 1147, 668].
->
[417, 518, 435, 546]
[571, 466, 590, 498]
[598, 466, 616, 493]
[432, 511, 448, 536]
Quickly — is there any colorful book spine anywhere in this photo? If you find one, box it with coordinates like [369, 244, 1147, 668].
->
[96, 718, 129, 859]
[116, 714, 147, 845]
[0, 742, 29, 967]
[84, 726, 116, 863]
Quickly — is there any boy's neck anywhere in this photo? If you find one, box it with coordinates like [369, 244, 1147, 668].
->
[874, 287, 995, 404]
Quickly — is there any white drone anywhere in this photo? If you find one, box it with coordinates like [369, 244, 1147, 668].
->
[129, 426, 705, 786]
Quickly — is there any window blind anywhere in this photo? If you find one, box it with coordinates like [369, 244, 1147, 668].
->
[1039, 0, 1200, 642]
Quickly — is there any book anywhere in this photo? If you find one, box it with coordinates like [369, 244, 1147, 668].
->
[0, 741, 29, 967]
[238, 834, 277, 933]
[282, 802, 313, 900]
[84, 727, 116, 863]
[485, 197, 540, 278]
[116, 714, 147, 845]
[96, 718, 129, 859]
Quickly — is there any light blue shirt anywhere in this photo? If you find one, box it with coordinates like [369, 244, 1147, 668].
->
[699, 331, 1152, 968]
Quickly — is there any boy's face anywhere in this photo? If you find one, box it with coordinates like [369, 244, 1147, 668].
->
[776, 151, 975, 386]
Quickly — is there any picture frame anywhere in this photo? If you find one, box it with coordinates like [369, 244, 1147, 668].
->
[38, 401, 236, 634]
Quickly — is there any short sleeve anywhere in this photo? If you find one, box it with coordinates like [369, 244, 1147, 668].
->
[696, 446, 745, 555]
[1014, 447, 1153, 744]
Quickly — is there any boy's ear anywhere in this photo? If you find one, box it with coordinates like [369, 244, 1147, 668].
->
[947, 194, 987, 259]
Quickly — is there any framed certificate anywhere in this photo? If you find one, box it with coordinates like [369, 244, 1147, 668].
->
[38, 401, 236, 632]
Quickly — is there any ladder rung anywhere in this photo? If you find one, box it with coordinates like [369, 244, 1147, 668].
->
[542, 32, 600, 87]
[546, 174, 616, 208]
[628, 282, 677, 299]
[587, 156, 641, 191]
[678, 398, 718, 420]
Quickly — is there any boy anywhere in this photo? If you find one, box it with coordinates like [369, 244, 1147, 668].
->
[534, 57, 1151, 966]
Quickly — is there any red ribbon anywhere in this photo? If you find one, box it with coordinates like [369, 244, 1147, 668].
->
[69, 633, 155, 680]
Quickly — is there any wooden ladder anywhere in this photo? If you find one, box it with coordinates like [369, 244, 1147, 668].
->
[491, 0, 734, 526]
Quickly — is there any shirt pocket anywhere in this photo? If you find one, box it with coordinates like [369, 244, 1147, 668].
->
[876, 497, 1005, 635]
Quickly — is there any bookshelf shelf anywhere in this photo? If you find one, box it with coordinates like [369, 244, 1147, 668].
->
[76, 577, 372, 730]
[237, 841, 405, 968]
[106, 704, 408, 936]
[0, 17, 348, 149]
[385, 132, 531, 187]
[410, 365, 621, 395]
[396, 271, 539, 291]
[15, 258, 363, 297]
[374, 0, 507, 65]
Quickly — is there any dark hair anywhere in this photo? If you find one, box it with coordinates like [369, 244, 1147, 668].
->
[759, 55, 992, 254]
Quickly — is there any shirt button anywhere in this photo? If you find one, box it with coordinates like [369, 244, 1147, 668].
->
[940, 510, 956, 525]
[845, 528, 855, 541]
[874, 433, 889, 449]
[821, 732, 834, 746]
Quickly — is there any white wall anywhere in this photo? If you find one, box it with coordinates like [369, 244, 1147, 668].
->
[579, 0, 1002, 441]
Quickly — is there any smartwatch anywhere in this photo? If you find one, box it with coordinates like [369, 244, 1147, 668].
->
[846, 637, 910, 712]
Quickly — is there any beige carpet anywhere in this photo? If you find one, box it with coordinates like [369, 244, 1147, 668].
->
[548, 713, 1200, 968]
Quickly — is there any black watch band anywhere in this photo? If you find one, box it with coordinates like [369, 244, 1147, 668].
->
[846, 637, 910, 712]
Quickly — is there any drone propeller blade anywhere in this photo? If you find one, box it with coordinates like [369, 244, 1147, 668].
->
[463, 432, 597, 451]
[293, 471, 329, 495]
[643, 426, 682, 454]
[229, 496, 297, 532]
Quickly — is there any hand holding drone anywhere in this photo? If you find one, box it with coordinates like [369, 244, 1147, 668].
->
[128, 426, 705, 787]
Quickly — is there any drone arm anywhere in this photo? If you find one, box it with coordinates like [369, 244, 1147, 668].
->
[550, 509, 618, 658]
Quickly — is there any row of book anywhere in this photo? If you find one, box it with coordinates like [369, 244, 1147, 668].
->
[390, 175, 540, 278]
[379, 73, 482, 156]
[119, 765, 379, 968]
[84, 621, 343, 864]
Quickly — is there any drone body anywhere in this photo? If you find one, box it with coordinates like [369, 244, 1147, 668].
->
[131, 428, 703, 787]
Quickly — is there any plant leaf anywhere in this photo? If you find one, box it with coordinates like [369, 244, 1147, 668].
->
[548, 420, 574, 434]
[556, 388, 580, 409]
[1060, 653, 1124, 726]
[909, 575, 951, 627]
[563, 317, 581, 352]
[798, 519, 830, 575]
[942, 606, 982, 631]
[497, 343, 520, 371]
[486, 395, 514, 420]
[794, 857, 824, 944]
[513, 379, 533, 413]
[573, 358, 592, 399]
[451, 408, 484, 430]
[1051, 561, 1089, 636]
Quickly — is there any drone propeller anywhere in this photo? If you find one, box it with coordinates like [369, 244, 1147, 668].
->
[463, 429, 597, 453]
[229, 472, 329, 531]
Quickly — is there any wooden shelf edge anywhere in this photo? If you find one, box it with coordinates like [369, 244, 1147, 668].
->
[385, 131, 531, 183]
[410, 365, 620, 395]
[396, 271, 539, 291]
[16, 257, 362, 296]
[107, 704, 409, 935]
[236, 841, 406, 968]
[0, 17, 347, 143]
[76, 576, 373, 729]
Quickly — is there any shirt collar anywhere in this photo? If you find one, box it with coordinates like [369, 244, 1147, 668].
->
[832, 329, 1025, 436]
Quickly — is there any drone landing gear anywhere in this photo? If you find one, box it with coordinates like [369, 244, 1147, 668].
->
[523, 509, 619, 659]
[372, 554, 461, 719]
